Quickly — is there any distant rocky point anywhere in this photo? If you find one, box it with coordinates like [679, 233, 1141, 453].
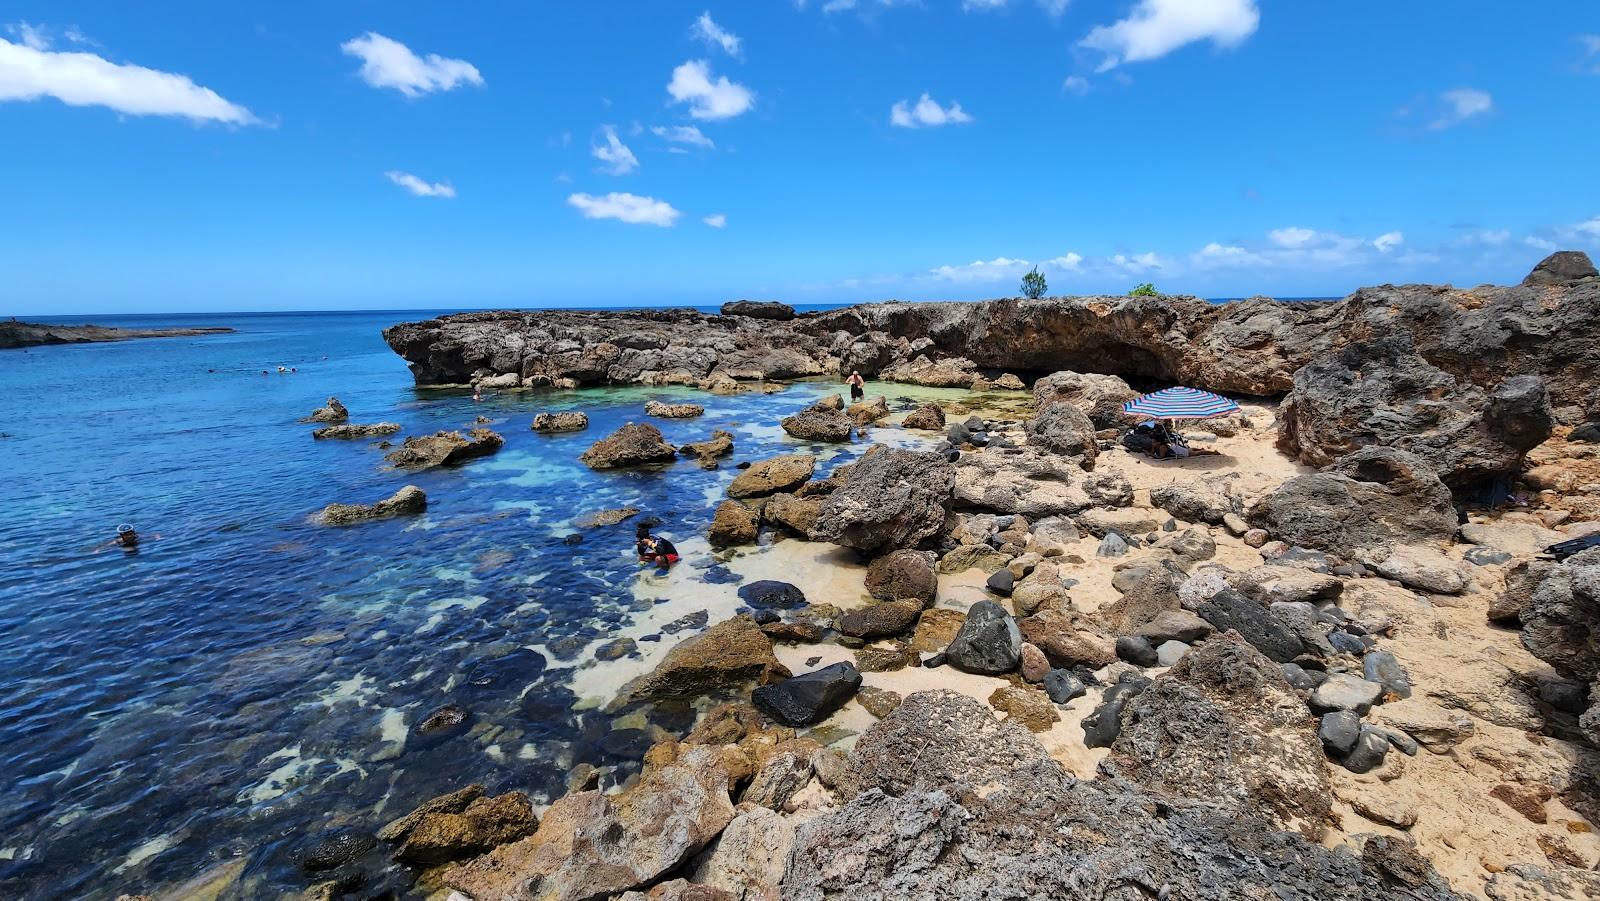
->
[383, 250, 1599, 414]
[0, 319, 234, 350]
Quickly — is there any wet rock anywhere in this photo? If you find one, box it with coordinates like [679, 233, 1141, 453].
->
[988, 684, 1060, 732]
[1310, 674, 1385, 716]
[1248, 446, 1458, 557]
[1362, 650, 1412, 699]
[1319, 710, 1361, 757]
[944, 601, 1022, 675]
[464, 647, 549, 690]
[709, 500, 760, 548]
[721, 299, 796, 320]
[854, 644, 916, 673]
[727, 453, 816, 498]
[1115, 635, 1158, 667]
[319, 485, 427, 525]
[645, 400, 705, 419]
[594, 638, 637, 661]
[781, 406, 853, 442]
[621, 616, 790, 701]
[379, 784, 537, 867]
[1196, 589, 1306, 663]
[446, 744, 735, 900]
[1277, 336, 1553, 491]
[1522, 249, 1598, 286]
[900, 403, 945, 430]
[1043, 669, 1087, 704]
[312, 421, 401, 440]
[836, 599, 922, 640]
[863, 549, 937, 603]
[1341, 726, 1390, 774]
[1104, 635, 1331, 837]
[679, 430, 734, 466]
[1024, 402, 1098, 464]
[574, 506, 641, 528]
[812, 446, 955, 553]
[580, 422, 678, 469]
[752, 662, 862, 727]
[846, 395, 890, 426]
[292, 828, 377, 872]
[531, 410, 589, 432]
[386, 428, 504, 469]
[410, 704, 472, 749]
[736, 580, 808, 611]
[304, 396, 349, 424]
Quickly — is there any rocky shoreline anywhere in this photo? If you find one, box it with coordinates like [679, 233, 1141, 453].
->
[118, 254, 1600, 900]
[0, 319, 234, 350]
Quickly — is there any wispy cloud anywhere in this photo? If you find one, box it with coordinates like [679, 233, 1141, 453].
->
[384, 170, 455, 198]
[667, 59, 754, 120]
[652, 124, 715, 149]
[0, 28, 257, 124]
[1578, 34, 1600, 74]
[341, 32, 483, 98]
[1429, 88, 1492, 130]
[890, 93, 973, 128]
[1062, 75, 1090, 96]
[1373, 231, 1404, 253]
[1080, 0, 1259, 71]
[963, 0, 1009, 11]
[591, 125, 639, 175]
[567, 192, 681, 226]
[703, 213, 727, 228]
[1191, 242, 1265, 267]
[691, 12, 743, 59]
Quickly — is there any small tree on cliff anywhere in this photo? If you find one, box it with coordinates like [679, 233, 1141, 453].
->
[1020, 267, 1047, 299]
[1128, 282, 1158, 297]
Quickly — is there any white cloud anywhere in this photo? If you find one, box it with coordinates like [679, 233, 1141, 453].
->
[930, 257, 1031, 281]
[341, 32, 482, 98]
[1567, 216, 1600, 241]
[1080, 0, 1259, 71]
[5, 22, 48, 50]
[963, 0, 1009, 11]
[1044, 252, 1083, 270]
[384, 171, 455, 198]
[692, 12, 743, 59]
[890, 93, 974, 128]
[1111, 252, 1165, 272]
[1430, 88, 1492, 129]
[1062, 75, 1090, 96]
[591, 125, 639, 175]
[667, 59, 754, 120]
[1372, 231, 1404, 253]
[652, 124, 715, 149]
[1192, 242, 1265, 266]
[0, 31, 257, 124]
[1268, 226, 1318, 248]
[1524, 235, 1558, 252]
[1579, 34, 1600, 73]
[703, 213, 727, 228]
[567, 192, 681, 226]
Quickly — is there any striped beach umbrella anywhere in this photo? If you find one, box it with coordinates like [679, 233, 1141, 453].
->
[1121, 386, 1240, 420]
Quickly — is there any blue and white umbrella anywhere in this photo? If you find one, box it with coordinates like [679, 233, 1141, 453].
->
[1121, 386, 1240, 420]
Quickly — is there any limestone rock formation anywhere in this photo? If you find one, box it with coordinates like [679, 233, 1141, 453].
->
[645, 400, 705, 419]
[304, 396, 348, 424]
[1023, 402, 1098, 464]
[1032, 370, 1139, 429]
[727, 454, 815, 498]
[720, 299, 796, 320]
[1249, 447, 1458, 556]
[312, 422, 400, 440]
[811, 446, 954, 552]
[385, 429, 503, 469]
[531, 411, 589, 433]
[320, 486, 427, 525]
[580, 423, 678, 469]
[619, 616, 790, 702]
[378, 784, 537, 867]
[900, 402, 945, 430]
[781, 405, 853, 442]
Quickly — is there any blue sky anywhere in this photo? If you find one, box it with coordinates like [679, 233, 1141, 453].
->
[1, 1, 1597, 314]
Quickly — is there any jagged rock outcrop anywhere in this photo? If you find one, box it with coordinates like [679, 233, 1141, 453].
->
[1249, 447, 1458, 556]
[951, 448, 1099, 516]
[721, 300, 796, 320]
[811, 446, 954, 552]
[311, 422, 401, 440]
[1031, 370, 1139, 429]
[727, 454, 815, 498]
[378, 784, 537, 867]
[386, 270, 1600, 412]
[304, 396, 349, 424]
[580, 423, 678, 469]
[645, 400, 705, 419]
[781, 405, 853, 442]
[1023, 402, 1098, 464]
[619, 616, 790, 702]
[900, 403, 945, 430]
[1102, 634, 1332, 838]
[680, 430, 735, 466]
[1278, 336, 1553, 491]
[1518, 548, 1600, 744]
[385, 429, 503, 469]
[1522, 250, 1597, 286]
[319, 486, 427, 525]
[531, 411, 589, 433]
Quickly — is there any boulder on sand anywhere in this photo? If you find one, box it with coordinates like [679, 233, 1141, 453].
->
[1249, 446, 1458, 557]
[944, 600, 1022, 675]
[312, 422, 401, 440]
[864, 549, 938, 604]
[386, 429, 504, 469]
[781, 405, 853, 442]
[752, 662, 862, 726]
[1032, 371, 1140, 429]
[320, 486, 427, 525]
[727, 454, 815, 498]
[580, 422, 678, 469]
[303, 396, 348, 424]
[1103, 634, 1333, 839]
[1024, 402, 1099, 465]
[531, 411, 589, 433]
[1149, 476, 1241, 525]
[1276, 336, 1553, 492]
[901, 403, 945, 430]
[811, 446, 955, 552]
[620, 615, 790, 702]
[708, 500, 760, 548]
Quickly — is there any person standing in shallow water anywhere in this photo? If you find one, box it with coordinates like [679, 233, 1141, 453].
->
[635, 524, 679, 569]
[846, 370, 865, 402]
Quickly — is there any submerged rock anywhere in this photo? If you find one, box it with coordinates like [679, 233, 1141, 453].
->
[386, 428, 504, 469]
[574, 506, 640, 528]
[319, 485, 427, 525]
[531, 411, 589, 433]
[580, 422, 678, 469]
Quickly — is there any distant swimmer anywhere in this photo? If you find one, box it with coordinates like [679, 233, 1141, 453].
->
[472, 387, 482, 403]
[96, 524, 159, 554]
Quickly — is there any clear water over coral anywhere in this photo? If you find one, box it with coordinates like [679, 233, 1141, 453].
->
[0, 310, 1005, 898]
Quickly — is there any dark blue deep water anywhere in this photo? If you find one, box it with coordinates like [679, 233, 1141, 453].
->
[0, 310, 936, 899]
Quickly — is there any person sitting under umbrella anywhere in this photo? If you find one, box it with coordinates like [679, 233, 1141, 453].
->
[1121, 387, 1236, 459]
